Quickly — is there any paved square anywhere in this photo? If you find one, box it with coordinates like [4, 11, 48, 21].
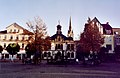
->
[0, 62, 120, 78]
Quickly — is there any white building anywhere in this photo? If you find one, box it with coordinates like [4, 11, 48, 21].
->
[0, 23, 34, 59]
[42, 18, 76, 60]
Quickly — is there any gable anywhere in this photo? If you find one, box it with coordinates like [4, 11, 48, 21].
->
[6, 23, 33, 35]
[102, 24, 113, 35]
[6, 23, 24, 33]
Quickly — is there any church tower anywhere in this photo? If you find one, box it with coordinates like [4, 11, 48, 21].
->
[67, 17, 74, 38]
[56, 21, 62, 34]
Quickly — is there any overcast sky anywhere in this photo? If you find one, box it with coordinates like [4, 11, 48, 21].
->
[0, 0, 120, 39]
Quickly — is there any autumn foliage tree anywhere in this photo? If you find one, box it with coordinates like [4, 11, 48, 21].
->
[80, 21, 104, 53]
[26, 16, 50, 60]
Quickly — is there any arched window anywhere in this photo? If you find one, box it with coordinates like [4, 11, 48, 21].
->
[44, 52, 47, 57]
[57, 51, 61, 56]
[4, 43, 6, 48]
[67, 52, 70, 58]
[16, 36, 19, 40]
[48, 52, 51, 57]
[22, 43, 24, 49]
[71, 52, 74, 58]
[10, 36, 13, 40]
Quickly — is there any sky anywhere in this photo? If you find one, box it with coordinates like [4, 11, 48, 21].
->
[0, 0, 120, 40]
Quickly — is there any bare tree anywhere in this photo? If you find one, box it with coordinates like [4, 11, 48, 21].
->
[26, 16, 49, 64]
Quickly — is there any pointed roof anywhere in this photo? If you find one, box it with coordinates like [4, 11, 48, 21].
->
[67, 17, 74, 38]
[6, 22, 34, 35]
[101, 22, 113, 35]
[69, 16, 72, 31]
[6, 22, 23, 29]
[91, 17, 101, 24]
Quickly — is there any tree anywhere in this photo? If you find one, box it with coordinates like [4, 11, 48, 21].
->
[42, 36, 51, 51]
[80, 21, 104, 65]
[80, 21, 104, 53]
[0, 45, 3, 53]
[6, 43, 20, 57]
[26, 16, 50, 64]
[25, 43, 36, 58]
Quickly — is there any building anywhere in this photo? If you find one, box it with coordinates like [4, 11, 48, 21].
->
[113, 28, 120, 48]
[42, 18, 76, 60]
[85, 17, 114, 53]
[0, 23, 34, 59]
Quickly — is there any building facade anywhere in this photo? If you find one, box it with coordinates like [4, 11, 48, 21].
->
[0, 23, 34, 59]
[85, 17, 114, 53]
[113, 28, 120, 48]
[42, 18, 76, 60]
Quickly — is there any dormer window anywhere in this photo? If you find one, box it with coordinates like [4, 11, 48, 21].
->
[14, 29, 16, 32]
[9, 29, 12, 33]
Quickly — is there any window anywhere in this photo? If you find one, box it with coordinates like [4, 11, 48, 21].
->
[18, 30, 19, 33]
[4, 43, 6, 48]
[9, 29, 12, 33]
[4, 35, 6, 40]
[55, 44, 57, 50]
[48, 52, 51, 57]
[60, 44, 63, 50]
[14, 29, 16, 32]
[67, 52, 70, 58]
[106, 44, 112, 50]
[71, 52, 74, 58]
[71, 44, 74, 50]
[22, 43, 24, 49]
[5, 54, 9, 58]
[10, 36, 13, 40]
[67, 44, 70, 50]
[28, 36, 31, 40]
[44, 52, 47, 57]
[22, 36, 24, 40]
[58, 44, 60, 49]
[16, 36, 19, 40]
[55, 44, 63, 50]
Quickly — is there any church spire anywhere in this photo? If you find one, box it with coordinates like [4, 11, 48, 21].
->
[69, 16, 72, 31]
[67, 17, 74, 38]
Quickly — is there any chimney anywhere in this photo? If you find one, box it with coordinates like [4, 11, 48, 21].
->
[106, 22, 109, 25]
